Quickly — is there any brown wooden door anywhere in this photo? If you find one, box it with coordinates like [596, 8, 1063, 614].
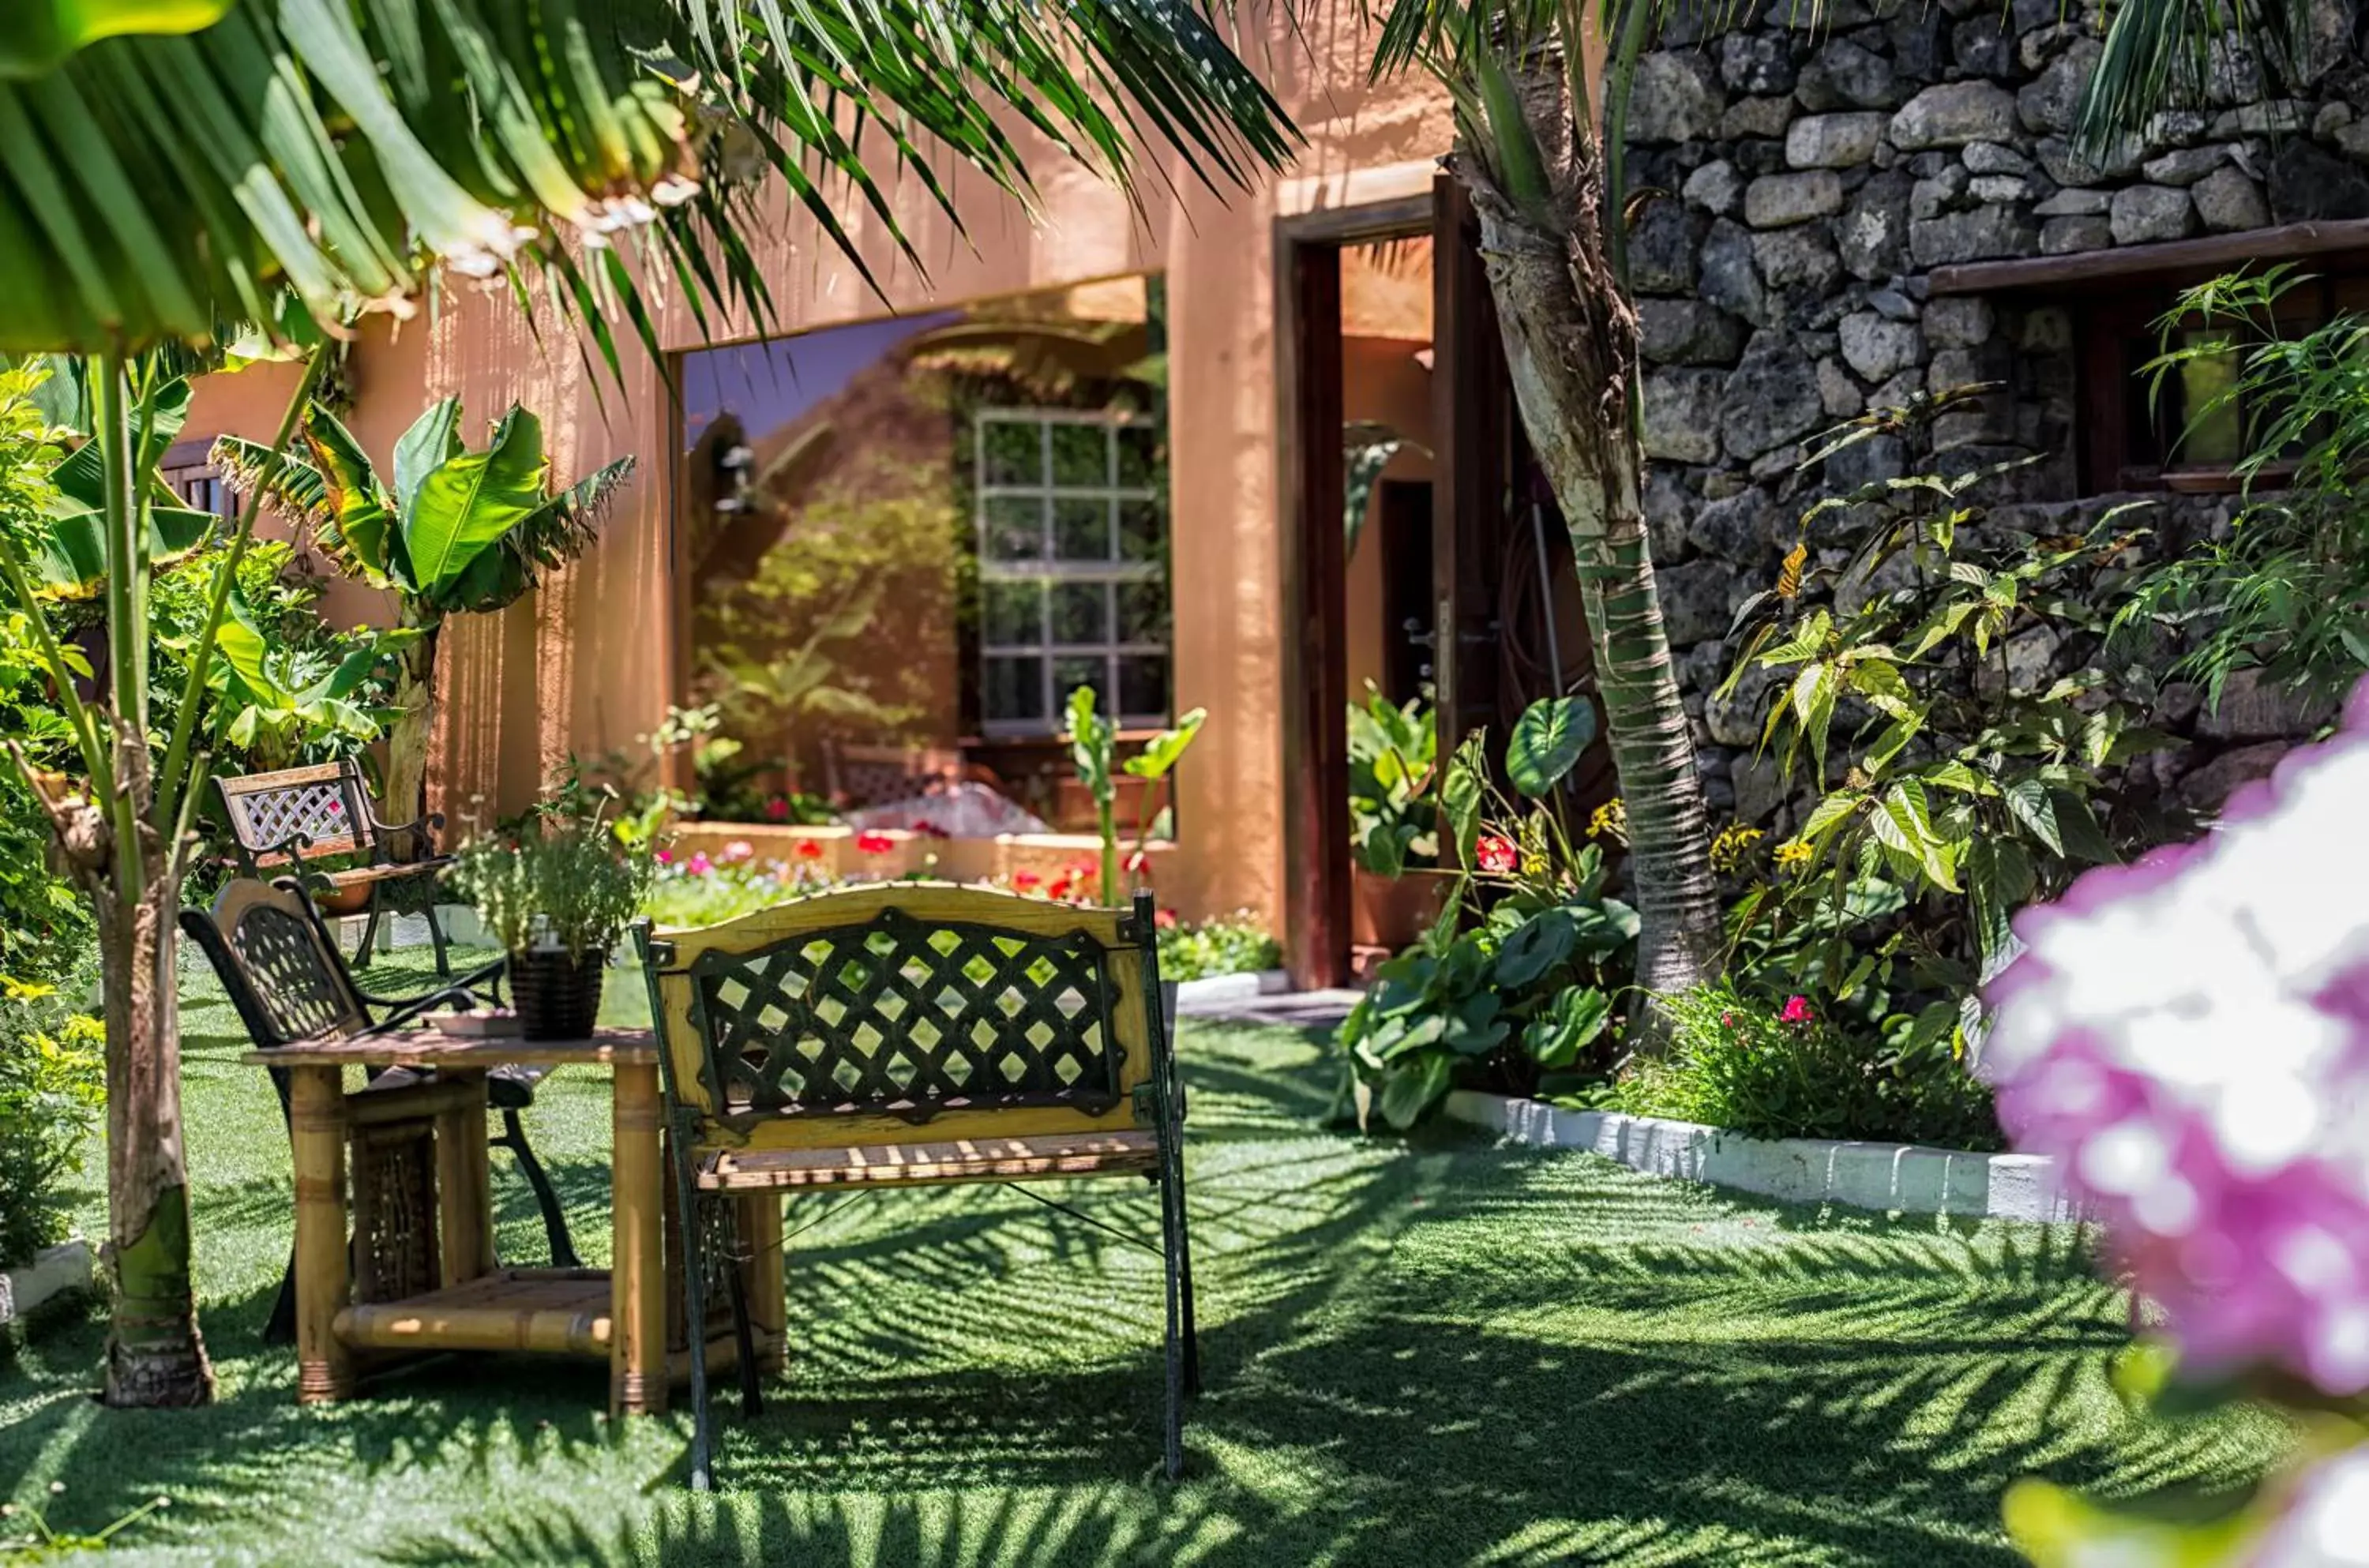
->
[1430, 174, 1515, 765]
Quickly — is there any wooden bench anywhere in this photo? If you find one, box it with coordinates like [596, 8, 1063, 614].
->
[632, 883, 1196, 1488]
[212, 760, 455, 973]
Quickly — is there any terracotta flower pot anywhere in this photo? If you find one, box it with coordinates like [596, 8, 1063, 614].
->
[1350, 867, 1455, 953]
[312, 883, 372, 917]
[510, 947, 606, 1041]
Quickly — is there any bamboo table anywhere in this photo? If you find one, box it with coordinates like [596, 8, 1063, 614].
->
[242, 1028, 783, 1415]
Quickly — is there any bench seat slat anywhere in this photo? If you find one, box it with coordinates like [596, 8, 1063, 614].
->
[696, 1130, 1158, 1191]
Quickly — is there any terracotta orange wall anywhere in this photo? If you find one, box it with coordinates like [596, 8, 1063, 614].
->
[181, 0, 1455, 928]
[1342, 334, 1437, 705]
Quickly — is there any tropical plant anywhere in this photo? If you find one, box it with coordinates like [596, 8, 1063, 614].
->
[1063, 685, 1204, 906]
[1366, 0, 1724, 1022]
[1339, 696, 1637, 1129]
[1157, 912, 1281, 981]
[0, 0, 1293, 1408]
[2108, 265, 2369, 711]
[1347, 685, 1438, 876]
[217, 399, 632, 835]
[1722, 394, 2164, 1030]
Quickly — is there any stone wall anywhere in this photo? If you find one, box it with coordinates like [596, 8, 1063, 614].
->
[1624, 0, 2363, 825]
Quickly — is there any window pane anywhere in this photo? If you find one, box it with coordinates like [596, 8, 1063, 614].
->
[2174, 331, 2243, 467]
[1117, 497, 1162, 561]
[982, 580, 1043, 647]
[1116, 425, 1158, 489]
[983, 656, 1046, 722]
[1053, 655, 1107, 711]
[1050, 423, 1108, 486]
[1049, 582, 1110, 645]
[1054, 497, 1111, 561]
[984, 494, 1046, 561]
[983, 421, 1042, 486]
[1117, 654, 1169, 718]
[1116, 580, 1169, 645]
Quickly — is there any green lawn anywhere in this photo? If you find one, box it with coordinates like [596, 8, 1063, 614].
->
[1, 949, 2288, 1566]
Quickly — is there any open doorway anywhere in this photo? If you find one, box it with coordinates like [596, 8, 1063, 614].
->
[1278, 182, 1614, 989]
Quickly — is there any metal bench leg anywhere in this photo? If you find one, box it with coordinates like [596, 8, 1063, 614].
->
[491, 1108, 580, 1268]
[1158, 1162, 1187, 1480]
[675, 1166, 717, 1491]
[1177, 1180, 1200, 1401]
[354, 887, 382, 971]
[425, 898, 452, 978]
[724, 1229, 763, 1420]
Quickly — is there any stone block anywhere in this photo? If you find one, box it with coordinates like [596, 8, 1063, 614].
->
[1745, 170, 1847, 227]
[2109, 183, 2198, 245]
[2040, 214, 2112, 254]
[2016, 39, 2102, 135]
[1838, 310, 1924, 381]
[1700, 219, 1774, 326]
[1752, 225, 1843, 291]
[2192, 164, 2270, 231]
[1787, 112, 1890, 170]
[1721, 336, 1826, 460]
[1643, 369, 1729, 464]
[1639, 298, 1749, 366]
[1909, 204, 2039, 265]
[1922, 295, 1994, 348]
[1628, 51, 1726, 144]
[1684, 159, 1746, 217]
[1890, 81, 2020, 149]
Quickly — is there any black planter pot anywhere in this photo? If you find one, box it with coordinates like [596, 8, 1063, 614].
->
[511, 947, 606, 1041]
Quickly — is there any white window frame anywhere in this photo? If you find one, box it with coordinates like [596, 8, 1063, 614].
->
[974, 407, 1168, 737]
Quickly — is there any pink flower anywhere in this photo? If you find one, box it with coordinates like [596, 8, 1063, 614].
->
[655, 849, 673, 865]
[723, 840, 754, 864]
[1154, 907, 1179, 930]
[686, 852, 713, 876]
[1012, 869, 1043, 892]
[1780, 996, 1813, 1025]
[854, 830, 895, 856]
[764, 796, 790, 821]
[1477, 835, 1517, 874]
[1981, 675, 2369, 1394]
[794, 838, 824, 861]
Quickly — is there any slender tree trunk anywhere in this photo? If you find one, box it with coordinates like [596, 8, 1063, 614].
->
[383, 617, 440, 852]
[1455, 58, 1724, 1025]
[28, 725, 212, 1405]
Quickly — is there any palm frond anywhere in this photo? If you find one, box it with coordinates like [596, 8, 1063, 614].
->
[2075, 0, 2315, 159]
[0, 0, 1301, 356]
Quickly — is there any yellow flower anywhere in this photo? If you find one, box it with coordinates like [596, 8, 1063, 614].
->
[1709, 823, 1765, 872]
[1587, 797, 1628, 843]
[1773, 839, 1815, 868]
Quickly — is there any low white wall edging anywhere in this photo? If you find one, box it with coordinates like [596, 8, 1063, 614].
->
[1442, 1091, 2077, 1222]
[0, 1240, 93, 1333]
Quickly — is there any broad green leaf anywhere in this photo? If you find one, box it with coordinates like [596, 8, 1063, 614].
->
[400, 406, 550, 595]
[1121, 707, 1207, 779]
[1064, 685, 1114, 797]
[1376, 1051, 1452, 1131]
[0, 1, 232, 80]
[1442, 730, 1487, 870]
[2002, 777, 2062, 856]
[1506, 696, 1595, 798]
[31, 503, 217, 597]
[1493, 908, 1575, 989]
[392, 396, 464, 520]
[299, 407, 394, 583]
[1524, 985, 1611, 1069]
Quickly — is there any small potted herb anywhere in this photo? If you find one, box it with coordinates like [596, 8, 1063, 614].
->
[450, 818, 651, 1040]
[1347, 685, 1451, 951]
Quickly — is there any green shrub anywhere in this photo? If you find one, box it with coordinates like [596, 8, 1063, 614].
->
[0, 982, 103, 1264]
[1612, 981, 1998, 1150]
[1158, 912, 1278, 981]
[451, 814, 654, 959]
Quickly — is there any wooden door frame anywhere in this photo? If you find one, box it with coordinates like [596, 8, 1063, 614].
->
[1275, 194, 1433, 991]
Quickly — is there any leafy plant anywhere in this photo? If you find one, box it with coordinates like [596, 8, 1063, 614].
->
[1064, 685, 1205, 906]
[2108, 265, 2369, 711]
[1338, 698, 1635, 1131]
[1612, 981, 1998, 1150]
[1346, 685, 1437, 876]
[1157, 912, 1279, 981]
[449, 813, 653, 962]
[1723, 392, 2165, 1015]
[0, 981, 103, 1266]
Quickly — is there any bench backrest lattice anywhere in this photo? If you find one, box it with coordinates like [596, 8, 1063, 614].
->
[215, 762, 376, 865]
[645, 885, 1157, 1142]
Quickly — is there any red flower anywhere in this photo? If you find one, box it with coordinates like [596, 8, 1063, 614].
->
[1154, 907, 1179, 929]
[1781, 996, 1814, 1025]
[794, 838, 824, 861]
[1047, 875, 1076, 902]
[1720, 1011, 1738, 1030]
[1067, 858, 1098, 878]
[855, 831, 895, 855]
[1012, 869, 1043, 892]
[1124, 850, 1150, 875]
[914, 822, 951, 840]
[1476, 835, 1518, 874]
[764, 796, 790, 821]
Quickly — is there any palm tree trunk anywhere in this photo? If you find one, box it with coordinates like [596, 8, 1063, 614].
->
[1455, 58, 1724, 1023]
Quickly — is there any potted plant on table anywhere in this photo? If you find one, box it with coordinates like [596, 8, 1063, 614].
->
[450, 817, 651, 1040]
[1347, 685, 1451, 951]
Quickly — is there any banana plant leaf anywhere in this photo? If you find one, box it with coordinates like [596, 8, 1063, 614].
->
[30, 504, 217, 598]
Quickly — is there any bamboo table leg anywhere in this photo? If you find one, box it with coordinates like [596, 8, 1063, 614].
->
[434, 1070, 494, 1285]
[289, 1065, 353, 1403]
[744, 1194, 787, 1376]
[611, 1060, 666, 1416]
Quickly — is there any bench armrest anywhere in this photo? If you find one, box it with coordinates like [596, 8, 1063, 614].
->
[356, 955, 508, 1028]
[367, 808, 445, 859]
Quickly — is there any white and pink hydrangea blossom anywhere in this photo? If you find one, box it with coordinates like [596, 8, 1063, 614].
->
[1980, 679, 2369, 1398]
[2251, 1448, 2369, 1567]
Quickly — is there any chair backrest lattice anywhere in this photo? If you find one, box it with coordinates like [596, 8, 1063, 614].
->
[214, 762, 372, 863]
[646, 886, 1154, 1140]
[182, 880, 370, 1049]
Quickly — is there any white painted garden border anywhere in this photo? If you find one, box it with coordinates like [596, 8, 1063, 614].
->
[1443, 1091, 2078, 1222]
[0, 1240, 93, 1335]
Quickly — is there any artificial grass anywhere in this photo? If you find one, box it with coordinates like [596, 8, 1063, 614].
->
[0, 949, 2290, 1566]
